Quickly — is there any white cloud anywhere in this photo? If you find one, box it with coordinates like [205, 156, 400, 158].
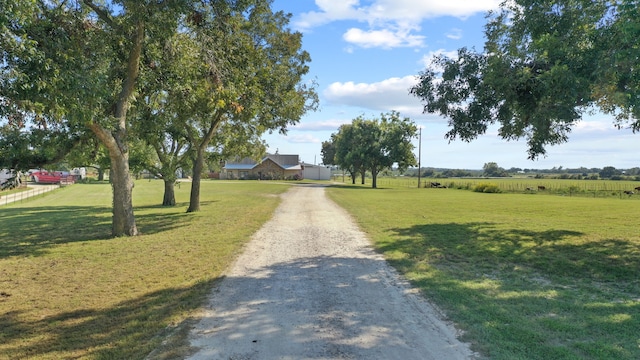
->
[295, 0, 363, 30]
[293, 119, 352, 131]
[343, 27, 425, 49]
[324, 75, 425, 115]
[294, 0, 500, 49]
[575, 118, 618, 133]
[296, 0, 501, 30]
[286, 133, 322, 144]
[446, 28, 463, 40]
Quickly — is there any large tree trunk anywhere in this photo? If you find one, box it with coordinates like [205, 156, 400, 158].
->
[187, 148, 205, 213]
[185, 114, 224, 213]
[360, 170, 366, 185]
[110, 153, 138, 236]
[91, 122, 139, 237]
[88, 21, 143, 237]
[162, 178, 176, 206]
[371, 168, 378, 189]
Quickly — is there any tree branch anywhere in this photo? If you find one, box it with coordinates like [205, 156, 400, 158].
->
[82, 0, 116, 28]
[115, 20, 144, 126]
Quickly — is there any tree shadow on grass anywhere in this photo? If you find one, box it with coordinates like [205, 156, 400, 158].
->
[0, 204, 189, 258]
[379, 222, 640, 358]
[134, 200, 219, 211]
[0, 278, 220, 360]
[384, 222, 637, 282]
[327, 184, 392, 190]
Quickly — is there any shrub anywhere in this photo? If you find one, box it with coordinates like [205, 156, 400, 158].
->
[568, 185, 581, 193]
[473, 182, 501, 193]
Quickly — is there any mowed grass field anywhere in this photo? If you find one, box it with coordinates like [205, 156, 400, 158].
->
[327, 181, 640, 360]
[0, 180, 289, 359]
[1, 178, 638, 359]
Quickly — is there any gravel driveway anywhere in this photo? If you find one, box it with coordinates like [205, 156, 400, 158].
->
[187, 184, 475, 359]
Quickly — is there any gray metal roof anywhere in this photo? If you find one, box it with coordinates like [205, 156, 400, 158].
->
[224, 153, 301, 171]
[224, 164, 256, 170]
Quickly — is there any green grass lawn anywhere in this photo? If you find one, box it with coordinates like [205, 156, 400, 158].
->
[0, 180, 289, 359]
[2, 178, 638, 359]
[327, 184, 640, 360]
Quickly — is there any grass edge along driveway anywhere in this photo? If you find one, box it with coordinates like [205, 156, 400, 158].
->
[327, 184, 640, 360]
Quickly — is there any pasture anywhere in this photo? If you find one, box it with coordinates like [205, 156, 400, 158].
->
[327, 183, 640, 359]
[348, 176, 640, 199]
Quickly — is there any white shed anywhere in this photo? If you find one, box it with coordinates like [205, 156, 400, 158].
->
[302, 163, 331, 180]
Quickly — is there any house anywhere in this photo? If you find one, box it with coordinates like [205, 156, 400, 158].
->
[223, 154, 303, 180]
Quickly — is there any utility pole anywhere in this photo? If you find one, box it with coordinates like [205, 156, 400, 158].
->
[417, 126, 422, 188]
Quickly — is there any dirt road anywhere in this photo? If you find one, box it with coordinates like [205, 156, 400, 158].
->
[187, 184, 475, 359]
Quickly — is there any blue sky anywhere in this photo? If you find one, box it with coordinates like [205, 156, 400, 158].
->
[265, 0, 638, 170]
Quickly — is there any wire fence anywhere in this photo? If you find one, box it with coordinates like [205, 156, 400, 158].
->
[0, 185, 59, 206]
[332, 176, 640, 199]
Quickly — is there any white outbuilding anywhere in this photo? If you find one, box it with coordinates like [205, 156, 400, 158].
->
[302, 163, 331, 180]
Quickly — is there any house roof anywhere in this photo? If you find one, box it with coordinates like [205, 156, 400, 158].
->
[223, 164, 256, 170]
[281, 164, 302, 170]
[224, 153, 301, 171]
[264, 154, 299, 166]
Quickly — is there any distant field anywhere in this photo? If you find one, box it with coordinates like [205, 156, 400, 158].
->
[327, 184, 640, 359]
[335, 176, 640, 199]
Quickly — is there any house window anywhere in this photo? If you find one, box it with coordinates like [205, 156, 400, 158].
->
[240, 171, 248, 179]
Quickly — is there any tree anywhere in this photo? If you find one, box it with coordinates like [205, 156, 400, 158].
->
[410, 1, 639, 160]
[361, 112, 417, 188]
[599, 166, 620, 179]
[330, 111, 417, 188]
[135, 33, 195, 206]
[627, 167, 640, 176]
[482, 162, 508, 177]
[0, 123, 80, 170]
[332, 125, 364, 185]
[176, 1, 317, 213]
[592, 1, 640, 124]
[1, 1, 190, 236]
[321, 140, 336, 166]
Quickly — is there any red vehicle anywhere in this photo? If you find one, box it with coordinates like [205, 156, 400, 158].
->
[30, 170, 74, 184]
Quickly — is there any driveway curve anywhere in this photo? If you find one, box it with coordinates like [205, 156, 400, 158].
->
[187, 184, 475, 359]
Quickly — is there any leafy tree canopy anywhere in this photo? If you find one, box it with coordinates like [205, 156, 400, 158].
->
[410, 0, 640, 160]
[320, 140, 336, 166]
[1, 0, 316, 234]
[327, 111, 417, 188]
[482, 162, 509, 177]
